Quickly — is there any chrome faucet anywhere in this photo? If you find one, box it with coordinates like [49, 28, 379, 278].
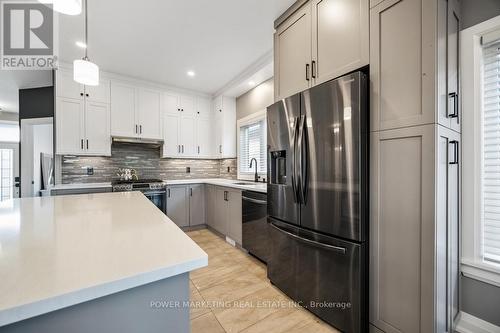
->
[249, 158, 260, 182]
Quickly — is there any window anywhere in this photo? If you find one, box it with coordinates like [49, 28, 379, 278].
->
[462, 18, 500, 286]
[482, 41, 500, 265]
[238, 112, 267, 179]
[0, 123, 19, 142]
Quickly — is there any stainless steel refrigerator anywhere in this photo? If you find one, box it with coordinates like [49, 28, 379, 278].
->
[267, 71, 368, 333]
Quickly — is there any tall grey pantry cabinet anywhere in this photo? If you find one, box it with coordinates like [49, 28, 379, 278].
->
[369, 0, 461, 332]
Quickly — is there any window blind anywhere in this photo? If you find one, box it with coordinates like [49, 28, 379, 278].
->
[239, 119, 267, 174]
[482, 42, 500, 264]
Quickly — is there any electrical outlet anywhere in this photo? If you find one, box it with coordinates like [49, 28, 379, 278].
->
[186, 167, 191, 173]
[87, 167, 94, 175]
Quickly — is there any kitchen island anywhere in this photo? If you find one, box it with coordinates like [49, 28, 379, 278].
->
[0, 192, 207, 333]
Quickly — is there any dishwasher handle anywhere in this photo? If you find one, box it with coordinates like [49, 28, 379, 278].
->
[242, 196, 267, 205]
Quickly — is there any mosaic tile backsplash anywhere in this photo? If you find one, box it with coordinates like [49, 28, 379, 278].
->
[61, 143, 237, 184]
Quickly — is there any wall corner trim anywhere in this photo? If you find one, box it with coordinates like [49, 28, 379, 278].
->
[456, 312, 500, 333]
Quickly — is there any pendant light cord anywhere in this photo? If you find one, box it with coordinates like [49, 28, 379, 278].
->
[84, 0, 88, 60]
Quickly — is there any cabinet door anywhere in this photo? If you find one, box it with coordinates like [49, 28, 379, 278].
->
[447, 0, 461, 133]
[221, 97, 237, 158]
[56, 70, 84, 100]
[196, 118, 212, 157]
[167, 186, 189, 227]
[56, 97, 85, 155]
[312, 0, 369, 85]
[370, 125, 435, 333]
[370, 0, 435, 131]
[227, 190, 242, 244]
[213, 188, 228, 235]
[85, 101, 111, 156]
[189, 185, 206, 226]
[137, 88, 162, 140]
[214, 114, 223, 158]
[437, 127, 460, 332]
[180, 115, 196, 156]
[206, 185, 215, 229]
[196, 96, 211, 118]
[275, 4, 312, 100]
[85, 79, 110, 104]
[162, 92, 180, 115]
[111, 82, 136, 137]
[179, 94, 196, 116]
[163, 114, 180, 157]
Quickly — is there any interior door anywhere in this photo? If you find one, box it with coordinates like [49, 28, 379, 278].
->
[267, 94, 301, 226]
[166, 186, 189, 227]
[137, 89, 162, 140]
[85, 101, 110, 155]
[56, 97, 84, 155]
[0, 143, 20, 200]
[110, 82, 136, 137]
[300, 72, 368, 241]
[275, 4, 312, 100]
[163, 114, 180, 157]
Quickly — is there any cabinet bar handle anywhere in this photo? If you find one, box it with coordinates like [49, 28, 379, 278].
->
[168, 188, 170, 197]
[135, 125, 138, 134]
[139, 125, 142, 134]
[450, 140, 459, 165]
[81, 139, 84, 150]
[448, 92, 459, 118]
[182, 145, 184, 153]
[198, 146, 200, 154]
[219, 145, 222, 154]
[305, 63, 310, 81]
[311, 60, 316, 79]
[178, 145, 180, 153]
[86, 139, 89, 150]
[190, 188, 193, 196]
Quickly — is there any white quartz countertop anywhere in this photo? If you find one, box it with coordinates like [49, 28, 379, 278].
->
[0, 192, 207, 327]
[49, 182, 112, 190]
[165, 178, 267, 193]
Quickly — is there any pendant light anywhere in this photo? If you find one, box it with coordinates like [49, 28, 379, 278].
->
[38, 0, 82, 16]
[73, 0, 99, 86]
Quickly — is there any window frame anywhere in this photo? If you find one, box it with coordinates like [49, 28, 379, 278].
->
[236, 110, 267, 181]
[462, 15, 500, 287]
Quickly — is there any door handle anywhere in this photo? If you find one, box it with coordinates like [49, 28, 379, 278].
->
[448, 92, 459, 118]
[242, 196, 267, 205]
[291, 117, 299, 204]
[297, 115, 308, 204]
[270, 223, 347, 254]
[305, 63, 310, 81]
[311, 60, 316, 79]
[449, 140, 459, 165]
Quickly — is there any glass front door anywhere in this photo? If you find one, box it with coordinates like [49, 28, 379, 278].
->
[0, 144, 19, 201]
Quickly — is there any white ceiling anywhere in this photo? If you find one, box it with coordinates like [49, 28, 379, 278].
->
[58, 0, 294, 95]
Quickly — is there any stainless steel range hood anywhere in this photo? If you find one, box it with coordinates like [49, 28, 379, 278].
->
[112, 136, 164, 148]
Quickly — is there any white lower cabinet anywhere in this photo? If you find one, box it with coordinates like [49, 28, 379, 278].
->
[167, 185, 207, 227]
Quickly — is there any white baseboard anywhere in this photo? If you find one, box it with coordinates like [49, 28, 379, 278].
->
[455, 312, 500, 333]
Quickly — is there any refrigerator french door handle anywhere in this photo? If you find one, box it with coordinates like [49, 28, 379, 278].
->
[270, 222, 347, 254]
[291, 117, 300, 204]
[300, 115, 308, 204]
[297, 115, 307, 204]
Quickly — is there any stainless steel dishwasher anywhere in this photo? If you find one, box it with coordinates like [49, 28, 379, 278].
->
[242, 190, 268, 263]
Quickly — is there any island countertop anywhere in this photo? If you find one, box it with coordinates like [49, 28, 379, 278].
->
[0, 192, 208, 327]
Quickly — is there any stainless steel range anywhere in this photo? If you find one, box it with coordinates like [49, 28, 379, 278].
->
[112, 179, 167, 213]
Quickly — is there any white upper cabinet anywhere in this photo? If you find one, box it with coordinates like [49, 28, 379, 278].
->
[274, 0, 369, 100]
[56, 69, 111, 156]
[137, 88, 162, 140]
[179, 94, 196, 116]
[311, 0, 369, 85]
[212, 96, 236, 159]
[162, 92, 180, 115]
[196, 117, 213, 157]
[163, 113, 180, 157]
[110, 82, 161, 140]
[56, 70, 83, 100]
[111, 82, 136, 138]
[180, 115, 196, 156]
[196, 96, 211, 118]
[275, 4, 312, 100]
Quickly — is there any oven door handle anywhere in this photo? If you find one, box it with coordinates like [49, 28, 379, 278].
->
[270, 222, 347, 254]
[143, 191, 167, 196]
[242, 196, 267, 205]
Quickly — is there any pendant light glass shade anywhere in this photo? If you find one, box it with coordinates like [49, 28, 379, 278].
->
[38, 0, 82, 15]
[73, 58, 99, 86]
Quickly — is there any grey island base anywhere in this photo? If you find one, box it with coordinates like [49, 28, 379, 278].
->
[2, 274, 189, 333]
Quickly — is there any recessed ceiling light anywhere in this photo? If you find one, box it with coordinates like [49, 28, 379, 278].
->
[187, 71, 195, 77]
[248, 81, 256, 86]
[75, 41, 87, 48]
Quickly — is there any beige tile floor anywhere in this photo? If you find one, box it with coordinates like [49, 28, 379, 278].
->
[186, 228, 340, 333]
